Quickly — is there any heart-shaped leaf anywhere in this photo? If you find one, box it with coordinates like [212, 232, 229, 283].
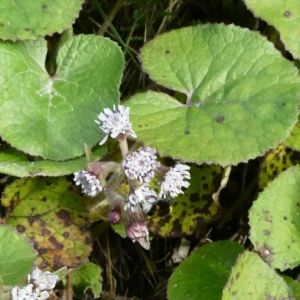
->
[249, 165, 300, 270]
[0, 36, 124, 160]
[0, 1, 84, 40]
[244, 0, 300, 59]
[127, 24, 300, 165]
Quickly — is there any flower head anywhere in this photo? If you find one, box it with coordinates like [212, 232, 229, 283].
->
[30, 267, 59, 291]
[74, 170, 103, 197]
[11, 284, 49, 300]
[125, 185, 157, 213]
[126, 221, 150, 250]
[96, 105, 137, 145]
[122, 147, 160, 183]
[11, 267, 58, 300]
[159, 163, 191, 198]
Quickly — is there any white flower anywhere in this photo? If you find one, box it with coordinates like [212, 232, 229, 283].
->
[96, 105, 137, 145]
[126, 221, 150, 250]
[11, 284, 49, 300]
[159, 163, 191, 198]
[74, 170, 103, 197]
[122, 147, 160, 183]
[125, 185, 157, 213]
[30, 267, 59, 291]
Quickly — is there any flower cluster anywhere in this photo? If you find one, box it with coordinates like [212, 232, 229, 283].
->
[73, 104, 191, 249]
[11, 267, 59, 300]
[122, 147, 160, 183]
[96, 105, 137, 145]
[74, 170, 103, 197]
[125, 185, 157, 213]
[159, 164, 191, 198]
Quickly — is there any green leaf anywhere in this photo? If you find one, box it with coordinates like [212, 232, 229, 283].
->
[285, 118, 300, 151]
[222, 251, 294, 299]
[249, 165, 300, 270]
[244, 0, 300, 59]
[73, 262, 102, 298]
[0, 147, 106, 177]
[0, 225, 36, 285]
[127, 24, 300, 165]
[0, 1, 83, 40]
[2, 177, 92, 269]
[284, 276, 300, 299]
[167, 241, 243, 300]
[258, 144, 300, 190]
[0, 36, 124, 160]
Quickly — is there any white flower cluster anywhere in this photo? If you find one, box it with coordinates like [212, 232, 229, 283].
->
[159, 164, 191, 198]
[11, 267, 59, 300]
[74, 170, 103, 197]
[73, 104, 192, 250]
[125, 185, 157, 213]
[122, 147, 160, 183]
[96, 105, 137, 145]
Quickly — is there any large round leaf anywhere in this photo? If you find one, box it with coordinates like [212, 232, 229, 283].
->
[0, 1, 84, 40]
[167, 241, 243, 300]
[0, 36, 124, 160]
[127, 24, 300, 165]
[244, 0, 300, 59]
[249, 165, 300, 270]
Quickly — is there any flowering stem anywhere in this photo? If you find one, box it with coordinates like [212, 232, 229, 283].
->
[118, 136, 129, 158]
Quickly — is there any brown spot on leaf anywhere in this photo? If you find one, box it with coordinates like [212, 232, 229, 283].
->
[263, 229, 271, 236]
[28, 215, 41, 225]
[184, 129, 190, 135]
[38, 248, 48, 255]
[284, 10, 292, 17]
[49, 236, 64, 250]
[41, 228, 50, 236]
[165, 49, 170, 54]
[16, 224, 26, 233]
[56, 209, 72, 226]
[41, 196, 47, 202]
[214, 115, 225, 123]
[62, 232, 70, 238]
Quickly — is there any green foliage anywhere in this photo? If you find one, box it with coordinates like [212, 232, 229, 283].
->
[244, 0, 300, 59]
[250, 165, 300, 271]
[0, 1, 84, 40]
[0, 35, 123, 160]
[0, 147, 106, 177]
[1, 177, 92, 269]
[168, 241, 243, 300]
[127, 24, 300, 165]
[0, 225, 36, 285]
[222, 251, 294, 299]
[285, 118, 300, 151]
[73, 262, 103, 298]
[258, 144, 300, 190]
[1, 1, 300, 299]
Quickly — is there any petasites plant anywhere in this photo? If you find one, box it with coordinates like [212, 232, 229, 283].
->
[127, 23, 300, 165]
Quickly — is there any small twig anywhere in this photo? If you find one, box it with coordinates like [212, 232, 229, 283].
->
[97, 0, 124, 36]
